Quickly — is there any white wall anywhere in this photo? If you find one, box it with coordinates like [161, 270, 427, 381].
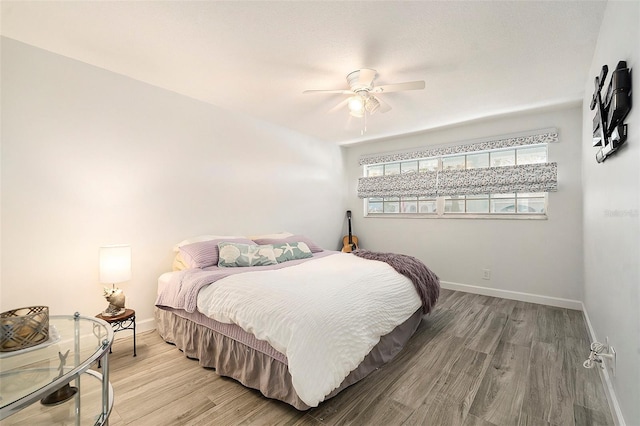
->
[581, 1, 639, 424]
[0, 38, 346, 330]
[344, 105, 584, 305]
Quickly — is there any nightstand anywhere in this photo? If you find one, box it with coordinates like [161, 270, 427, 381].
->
[96, 308, 136, 358]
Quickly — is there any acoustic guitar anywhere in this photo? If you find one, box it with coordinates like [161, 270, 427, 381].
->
[341, 210, 359, 253]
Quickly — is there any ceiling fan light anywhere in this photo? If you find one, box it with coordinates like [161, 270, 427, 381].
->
[348, 96, 365, 114]
[365, 97, 380, 114]
[350, 110, 364, 118]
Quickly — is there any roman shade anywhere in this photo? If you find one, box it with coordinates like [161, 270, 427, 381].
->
[437, 162, 557, 196]
[357, 171, 438, 199]
[357, 129, 559, 199]
[357, 163, 557, 198]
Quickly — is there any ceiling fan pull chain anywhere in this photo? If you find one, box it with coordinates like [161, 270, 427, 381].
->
[362, 111, 367, 135]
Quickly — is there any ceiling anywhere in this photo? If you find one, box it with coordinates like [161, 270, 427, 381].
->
[1, 1, 606, 145]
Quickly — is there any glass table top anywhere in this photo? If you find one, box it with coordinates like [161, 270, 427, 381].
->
[0, 314, 113, 411]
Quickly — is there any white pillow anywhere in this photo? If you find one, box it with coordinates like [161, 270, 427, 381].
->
[173, 235, 244, 252]
[248, 231, 294, 240]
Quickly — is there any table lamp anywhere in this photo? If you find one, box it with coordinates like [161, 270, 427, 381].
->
[99, 245, 131, 317]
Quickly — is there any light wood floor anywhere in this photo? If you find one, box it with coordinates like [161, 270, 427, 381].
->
[7, 289, 615, 425]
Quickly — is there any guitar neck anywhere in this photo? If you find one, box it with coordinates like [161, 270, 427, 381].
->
[347, 210, 353, 244]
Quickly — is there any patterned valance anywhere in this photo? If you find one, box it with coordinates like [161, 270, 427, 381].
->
[359, 128, 558, 166]
[357, 163, 557, 198]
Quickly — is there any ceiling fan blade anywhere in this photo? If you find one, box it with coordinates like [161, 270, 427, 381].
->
[375, 95, 392, 113]
[358, 69, 377, 88]
[372, 81, 425, 93]
[303, 89, 354, 95]
[328, 98, 350, 113]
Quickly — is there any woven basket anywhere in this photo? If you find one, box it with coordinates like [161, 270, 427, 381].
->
[0, 306, 49, 352]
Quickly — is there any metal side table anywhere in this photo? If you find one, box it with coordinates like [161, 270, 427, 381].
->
[95, 309, 136, 361]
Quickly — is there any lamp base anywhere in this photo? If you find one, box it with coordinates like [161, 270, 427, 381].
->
[101, 307, 126, 317]
[41, 383, 78, 406]
[102, 286, 126, 317]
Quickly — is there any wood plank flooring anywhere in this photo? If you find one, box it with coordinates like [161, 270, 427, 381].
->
[6, 289, 614, 425]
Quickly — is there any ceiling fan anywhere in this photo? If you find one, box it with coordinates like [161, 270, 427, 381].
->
[303, 69, 425, 118]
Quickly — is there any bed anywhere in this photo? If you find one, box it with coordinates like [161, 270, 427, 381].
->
[155, 233, 439, 410]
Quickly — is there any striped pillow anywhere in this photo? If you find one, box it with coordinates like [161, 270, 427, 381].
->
[173, 235, 245, 252]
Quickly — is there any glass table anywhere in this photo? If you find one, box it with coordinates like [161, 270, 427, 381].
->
[0, 313, 114, 425]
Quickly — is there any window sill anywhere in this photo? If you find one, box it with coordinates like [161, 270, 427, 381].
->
[364, 213, 548, 220]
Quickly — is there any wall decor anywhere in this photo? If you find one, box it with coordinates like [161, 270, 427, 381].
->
[590, 61, 632, 163]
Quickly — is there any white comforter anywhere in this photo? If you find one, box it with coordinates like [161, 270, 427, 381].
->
[196, 252, 421, 407]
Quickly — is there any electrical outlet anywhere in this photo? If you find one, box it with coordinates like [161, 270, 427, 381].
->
[602, 337, 616, 377]
[482, 269, 491, 280]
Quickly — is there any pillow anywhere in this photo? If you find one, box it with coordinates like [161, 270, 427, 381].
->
[218, 242, 278, 267]
[252, 235, 323, 253]
[172, 252, 189, 271]
[248, 231, 294, 240]
[272, 242, 313, 263]
[173, 235, 245, 252]
[179, 238, 255, 269]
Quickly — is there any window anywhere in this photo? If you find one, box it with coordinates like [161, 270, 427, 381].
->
[365, 195, 438, 215]
[361, 142, 554, 218]
[442, 193, 547, 214]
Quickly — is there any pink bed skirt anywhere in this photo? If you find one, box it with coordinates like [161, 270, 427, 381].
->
[155, 307, 422, 410]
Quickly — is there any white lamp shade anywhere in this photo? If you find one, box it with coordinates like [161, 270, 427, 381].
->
[99, 245, 131, 284]
[348, 96, 364, 114]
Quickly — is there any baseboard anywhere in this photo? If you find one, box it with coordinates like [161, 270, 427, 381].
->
[581, 304, 626, 426]
[112, 317, 156, 340]
[136, 317, 156, 333]
[440, 281, 583, 310]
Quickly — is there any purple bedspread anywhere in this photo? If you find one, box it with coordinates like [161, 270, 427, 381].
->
[352, 249, 440, 314]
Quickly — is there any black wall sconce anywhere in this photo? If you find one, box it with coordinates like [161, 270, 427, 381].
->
[590, 61, 632, 163]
